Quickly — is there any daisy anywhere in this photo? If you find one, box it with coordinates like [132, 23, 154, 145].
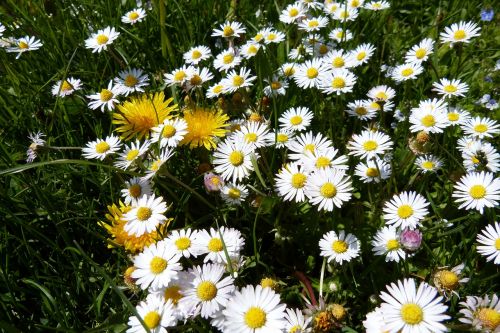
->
[124, 194, 168, 237]
[298, 16, 329, 32]
[164, 65, 194, 87]
[347, 130, 393, 160]
[121, 177, 153, 205]
[186, 67, 214, 91]
[363, 307, 388, 333]
[323, 2, 341, 15]
[432, 78, 469, 98]
[131, 240, 182, 290]
[26, 131, 46, 163]
[214, 48, 242, 72]
[213, 139, 255, 183]
[233, 121, 270, 149]
[263, 29, 285, 44]
[302, 147, 349, 172]
[459, 294, 500, 331]
[319, 230, 360, 264]
[87, 80, 122, 112]
[279, 107, 314, 132]
[280, 62, 298, 78]
[114, 68, 149, 96]
[367, 85, 396, 102]
[350, 43, 375, 67]
[221, 67, 257, 93]
[191, 227, 245, 264]
[288, 131, 333, 161]
[433, 263, 469, 295]
[379, 278, 450, 333]
[222, 284, 287, 333]
[166, 229, 200, 259]
[446, 107, 470, 125]
[320, 69, 357, 95]
[345, 100, 377, 121]
[204, 172, 225, 193]
[476, 222, 500, 264]
[293, 58, 330, 89]
[440, 21, 481, 46]
[404, 38, 434, 64]
[452, 171, 500, 213]
[275, 162, 310, 203]
[415, 154, 444, 173]
[114, 140, 151, 170]
[150, 271, 192, 320]
[263, 76, 288, 97]
[284, 308, 312, 333]
[6, 36, 43, 59]
[383, 191, 430, 230]
[212, 21, 246, 39]
[305, 168, 353, 211]
[354, 159, 391, 183]
[299, 0, 323, 10]
[409, 105, 449, 133]
[85, 27, 119, 53]
[121, 8, 146, 25]
[461, 116, 500, 139]
[151, 118, 188, 148]
[348, 0, 365, 9]
[364, 0, 390, 10]
[183, 45, 212, 65]
[367, 99, 395, 113]
[329, 28, 353, 42]
[144, 149, 175, 179]
[390, 63, 424, 82]
[82, 135, 121, 160]
[332, 7, 359, 22]
[206, 82, 225, 99]
[239, 41, 261, 59]
[279, 3, 306, 24]
[462, 141, 500, 173]
[371, 227, 407, 262]
[220, 183, 249, 205]
[127, 295, 177, 333]
[265, 129, 295, 149]
[51, 77, 82, 97]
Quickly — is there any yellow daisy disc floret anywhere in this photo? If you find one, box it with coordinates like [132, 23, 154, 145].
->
[180, 106, 229, 150]
[113, 92, 177, 140]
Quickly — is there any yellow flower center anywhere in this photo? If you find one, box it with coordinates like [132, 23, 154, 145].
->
[339, 10, 349, 19]
[61, 80, 73, 92]
[331, 304, 346, 321]
[319, 44, 329, 54]
[415, 48, 426, 59]
[271, 81, 282, 90]
[289, 8, 299, 17]
[233, 75, 244, 87]
[192, 50, 202, 59]
[175, 237, 191, 250]
[355, 107, 367, 115]
[128, 12, 140, 20]
[143, 311, 161, 329]
[128, 184, 142, 198]
[376, 91, 388, 100]
[370, 101, 381, 110]
[496, 238, 500, 250]
[401, 68, 414, 77]
[162, 124, 177, 138]
[196, 281, 217, 301]
[149, 256, 168, 274]
[290, 115, 303, 125]
[190, 74, 203, 86]
[18, 41, 29, 49]
[123, 74, 138, 87]
[366, 167, 379, 177]
[421, 114, 436, 127]
[333, 58, 345, 69]
[267, 33, 276, 41]
[363, 140, 378, 151]
[332, 240, 348, 253]
[306, 68, 319, 79]
[244, 307, 267, 329]
[474, 124, 488, 133]
[164, 285, 182, 305]
[213, 85, 223, 94]
[228, 188, 241, 199]
[223, 26, 234, 37]
[229, 151, 244, 166]
[247, 45, 258, 54]
[136, 207, 152, 221]
[99, 89, 114, 102]
[291, 173, 307, 188]
[126, 149, 139, 161]
[320, 182, 337, 198]
[96, 34, 109, 45]
[174, 70, 186, 82]
[315, 156, 331, 169]
[284, 67, 295, 77]
[260, 277, 276, 289]
[386, 239, 399, 251]
[308, 20, 319, 28]
[245, 133, 257, 143]
[305, 143, 316, 153]
[397, 205, 414, 219]
[448, 113, 459, 121]
[95, 141, 110, 154]
[443, 84, 457, 93]
[220, 54, 235, 65]
[421, 161, 434, 170]
[356, 51, 366, 61]
[211, 177, 221, 185]
[289, 325, 302, 333]
[277, 133, 288, 143]
[208, 238, 223, 252]
[351, 0, 360, 7]
[331, 77, 346, 89]
[475, 308, 500, 330]
[253, 33, 263, 42]
[437, 270, 459, 289]
[472, 155, 480, 164]
[373, 3, 382, 9]
[454, 29, 466, 40]
[401, 303, 424, 325]
[469, 185, 486, 199]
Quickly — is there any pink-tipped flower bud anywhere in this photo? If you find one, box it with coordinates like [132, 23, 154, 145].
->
[399, 228, 422, 252]
[204, 172, 224, 192]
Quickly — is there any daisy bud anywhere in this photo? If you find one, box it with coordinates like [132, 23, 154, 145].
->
[124, 266, 138, 290]
[204, 172, 224, 192]
[260, 277, 278, 290]
[330, 304, 347, 321]
[399, 228, 423, 252]
[416, 131, 431, 144]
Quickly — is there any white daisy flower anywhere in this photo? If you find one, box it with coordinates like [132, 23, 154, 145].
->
[348, 0, 365, 9]
[87, 80, 122, 112]
[131, 240, 182, 290]
[354, 159, 391, 183]
[409, 103, 449, 133]
[440, 21, 481, 46]
[432, 78, 469, 98]
[279, 107, 314, 132]
[299, 0, 323, 10]
[364, 1, 390, 10]
[121, 8, 146, 25]
[367, 99, 395, 113]
[363, 306, 387, 333]
[371, 227, 407, 262]
[26, 131, 46, 163]
[164, 65, 195, 87]
[186, 67, 214, 91]
[222, 284, 287, 333]
[51, 77, 82, 97]
[452, 171, 500, 213]
[298, 16, 329, 32]
[279, 3, 306, 24]
[329, 28, 353, 42]
[263, 76, 288, 97]
[305, 168, 353, 211]
[415, 154, 444, 173]
[433, 263, 469, 295]
[320, 69, 357, 95]
[447, 107, 471, 125]
[150, 271, 192, 321]
[82, 135, 121, 160]
[332, 7, 359, 22]
[7, 36, 43, 59]
[124, 194, 168, 237]
[166, 228, 200, 259]
[288, 131, 333, 161]
[383, 191, 430, 230]
[323, 2, 341, 16]
[280, 62, 298, 78]
[404, 38, 434, 64]
[302, 147, 349, 172]
[151, 118, 188, 148]
[191, 227, 245, 264]
[319, 230, 361, 264]
[114, 68, 149, 96]
[275, 162, 310, 203]
[350, 43, 375, 67]
[144, 149, 175, 179]
[114, 139, 151, 170]
[347, 130, 393, 160]
[367, 85, 396, 102]
[390, 62, 424, 82]
[239, 41, 261, 59]
[213, 139, 256, 183]
[461, 116, 500, 139]
[85, 27, 119, 53]
[211, 21, 246, 39]
[379, 278, 450, 333]
[127, 295, 177, 333]
[214, 48, 242, 72]
[233, 121, 270, 149]
[263, 29, 285, 44]
[183, 45, 212, 65]
[221, 67, 257, 94]
[220, 183, 248, 205]
[121, 177, 153, 205]
[265, 129, 295, 149]
[345, 100, 377, 121]
[459, 294, 500, 332]
[206, 82, 225, 99]
[462, 141, 500, 173]
[284, 308, 312, 333]
[476, 222, 500, 264]
[293, 58, 330, 89]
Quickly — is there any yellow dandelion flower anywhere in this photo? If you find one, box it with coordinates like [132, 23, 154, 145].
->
[180, 106, 229, 150]
[99, 202, 170, 253]
[113, 92, 177, 140]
